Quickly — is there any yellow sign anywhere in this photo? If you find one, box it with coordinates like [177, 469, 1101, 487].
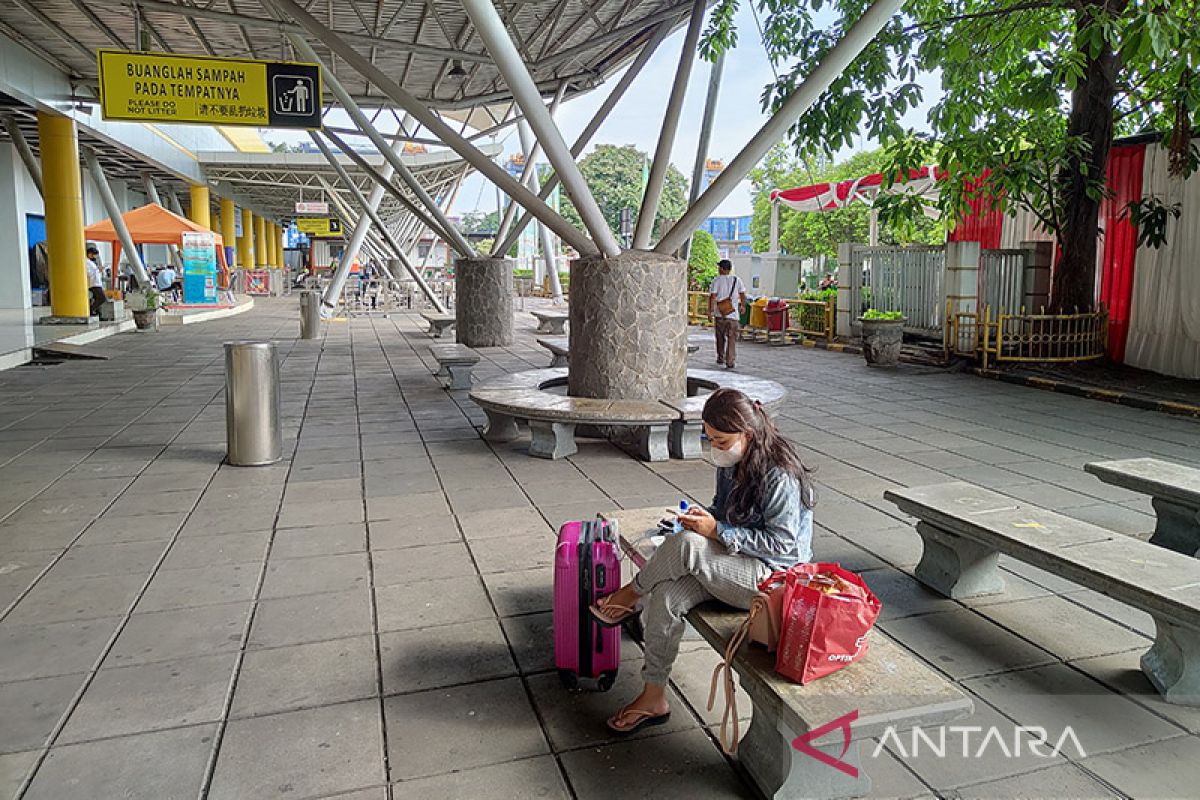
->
[295, 218, 343, 237]
[98, 50, 322, 129]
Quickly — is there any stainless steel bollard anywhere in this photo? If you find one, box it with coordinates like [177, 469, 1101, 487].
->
[299, 290, 321, 339]
[225, 341, 282, 466]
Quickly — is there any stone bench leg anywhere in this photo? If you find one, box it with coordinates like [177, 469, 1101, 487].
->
[913, 522, 1005, 599]
[669, 420, 703, 460]
[536, 320, 550, 333]
[1149, 498, 1200, 557]
[634, 424, 670, 462]
[1141, 617, 1200, 705]
[548, 353, 568, 368]
[547, 320, 567, 335]
[529, 420, 577, 459]
[482, 410, 519, 443]
[738, 690, 872, 800]
[445, 364, 474, 390]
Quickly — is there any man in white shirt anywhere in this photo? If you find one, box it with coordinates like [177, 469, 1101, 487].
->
[85, 245, 107, 317]
[708, 259, 747, 369]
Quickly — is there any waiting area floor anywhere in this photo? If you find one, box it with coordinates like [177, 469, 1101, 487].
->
[0, 297, 1198, 799]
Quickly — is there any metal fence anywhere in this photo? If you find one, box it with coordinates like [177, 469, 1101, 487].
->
[946, 302, 1108, 366]
[849, 245, 945, 333]
[978, 249, 1027, 315]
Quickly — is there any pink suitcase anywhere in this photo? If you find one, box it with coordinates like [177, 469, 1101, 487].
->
[554, 517, 621, 691]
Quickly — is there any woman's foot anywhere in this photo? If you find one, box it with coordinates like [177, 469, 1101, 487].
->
[589, 583, 641, 627]
[607, 685, 671, 734]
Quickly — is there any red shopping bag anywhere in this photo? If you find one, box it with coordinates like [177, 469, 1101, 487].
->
[775, 563, 882, 685]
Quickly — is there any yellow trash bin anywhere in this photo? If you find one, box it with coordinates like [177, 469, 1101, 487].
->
[749, 296, 769, 329]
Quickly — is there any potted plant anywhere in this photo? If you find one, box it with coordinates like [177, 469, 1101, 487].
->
[859, 309, 905, 366]
[130, 288, 162, 331]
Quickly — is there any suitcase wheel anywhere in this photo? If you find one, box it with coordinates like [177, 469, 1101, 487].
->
[597, 671, 617, 692]
[558, 669, 580, 692]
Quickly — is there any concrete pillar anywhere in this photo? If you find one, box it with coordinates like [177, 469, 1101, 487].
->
[189, 184, 211, 229]
[254, 214, 267, 268]
[568, 249, 687, 401]
[944, 240, 981, 319]
[0, 143, 35, 309]
[218, 197, 237, 268]
[455, 257, 513, 346]
[37, 112, 89, 321]
[237, 208, 253, 272]
[835, 242, 857, 338]
[276, 224, 285, 270]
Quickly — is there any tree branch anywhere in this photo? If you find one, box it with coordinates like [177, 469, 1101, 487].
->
[903, 1, 1058, 34]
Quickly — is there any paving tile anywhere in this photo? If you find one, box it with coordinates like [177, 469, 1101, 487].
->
[231, 635, 378, 718]
[179, 507, 279, 536]
[4, 573, 145, 625]
[975, 594, 1149, 661]
[0, 750, 39, 799]
[880, 609, 1057, 680]
[963, 663, 1182, 756]
[44, 540, 169, 580]
[75, 512, 188, 545]
[104, 489, 201, 517]
[161, 530, 271, 568]
[209, 700, 385, 800]
[249, 587, 373, 649]
[947, 763, 1118, 800]
[1070, 650, 1200, 734]
[457, 506, 552, 540]
[559, 726, 750, 799]
[446, 486, 533, 516]
[106, 601, 249, 667]
[370, 542, 475, 587]
[390, 755, 569, 799]
[858, 742, 932, 799]
[469, 533, 556, 575]
[268, 522, 367, 559]
[668, 647, 754, 728]
[58, 652, 237, 744]
[136, 562, 260, 612]
[0, 674, 85, 754]
[481, 566, 554, 618]
[384, 677, 549, 780]
[364, 491, 450, 521]
[374, 575, 494, 633]
[859, 566, 958, 621]
[368, 515, 461, 549]
[379, 619, 516, 694]
[1080, 734, 1200, 798]
[259, 552, 369, 599]
[277, 498, 364, 529]
[0, 616, 119, 683]
[24, 723, 217, 800]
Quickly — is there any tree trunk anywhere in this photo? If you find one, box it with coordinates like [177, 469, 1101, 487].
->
[1052, 1, 1124, 312]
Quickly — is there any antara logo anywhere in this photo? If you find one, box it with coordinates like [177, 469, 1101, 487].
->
[791, 710, 860, 779]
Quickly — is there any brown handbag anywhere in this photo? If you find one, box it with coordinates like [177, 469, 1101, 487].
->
[716, 297, 735, 316]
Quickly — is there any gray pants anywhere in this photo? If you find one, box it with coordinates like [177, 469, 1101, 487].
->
[632, 531, 768, 685]
[714, 317, 739, 365]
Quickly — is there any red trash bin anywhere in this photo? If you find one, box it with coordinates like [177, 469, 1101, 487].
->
[765, 298, 789, 333]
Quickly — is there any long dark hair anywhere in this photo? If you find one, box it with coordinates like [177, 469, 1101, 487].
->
[702, 388, 815, 524]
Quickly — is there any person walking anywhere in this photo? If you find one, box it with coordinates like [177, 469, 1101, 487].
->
[85, 245, 107, 317]
[708, 259, 746, 369]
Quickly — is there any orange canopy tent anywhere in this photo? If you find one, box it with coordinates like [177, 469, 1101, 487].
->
[83, 203, 230, 291]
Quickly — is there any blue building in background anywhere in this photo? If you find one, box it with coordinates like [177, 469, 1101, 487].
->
[700, 215, 754, 258]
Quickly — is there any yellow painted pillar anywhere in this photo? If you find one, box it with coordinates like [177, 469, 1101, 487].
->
[254, 214, 267, 268]
[189, 184, 211, 229]
[218, 197, 237, 267]
[266, 222, 277, 268]
[37, 112, 88, 319]
[238, 208, 253, 271]
[276, 224, 286, 270]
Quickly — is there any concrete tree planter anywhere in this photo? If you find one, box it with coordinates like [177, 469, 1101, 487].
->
[859, 317, 905, 367]
[132, 309, 159, 331]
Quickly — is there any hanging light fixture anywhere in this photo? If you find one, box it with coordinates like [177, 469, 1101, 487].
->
[447, 59, 467, 79]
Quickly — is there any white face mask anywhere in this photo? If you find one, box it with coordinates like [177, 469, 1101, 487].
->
[711, 438, 745, 468]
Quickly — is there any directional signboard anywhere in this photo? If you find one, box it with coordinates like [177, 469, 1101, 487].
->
[98, 50, 322, 129]
[295, 201, 329, 214]
[295, 218, 342, 237]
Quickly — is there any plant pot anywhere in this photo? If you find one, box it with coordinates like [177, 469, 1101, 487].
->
[859, 317, 904, 366]
[132, 309, 159, 331]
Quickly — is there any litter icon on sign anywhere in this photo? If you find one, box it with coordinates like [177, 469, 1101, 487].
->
[274, 75, 314, 115]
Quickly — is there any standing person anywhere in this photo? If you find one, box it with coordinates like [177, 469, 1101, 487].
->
[708, 259, 747, 369]
[589, 388, 815, 733]
[85, 245, 107, 317]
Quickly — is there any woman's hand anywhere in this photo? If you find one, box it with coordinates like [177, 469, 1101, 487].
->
[679, 507, 719, 539]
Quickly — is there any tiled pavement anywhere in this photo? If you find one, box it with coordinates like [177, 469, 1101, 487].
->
[1, 297, 1199, 799]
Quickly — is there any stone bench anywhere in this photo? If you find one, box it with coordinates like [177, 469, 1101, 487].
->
[1085, 457, 1200, 556]
[606, 506, 973, 800]
[886, 481, 1200, 705]
[531, 310, 568, 334]
[660, 369, 788, 459]
[469, 368, 678, 460]
[430, 343, 480, 390]
[421, 312, 456, 338]
[537, 336, 700, 369]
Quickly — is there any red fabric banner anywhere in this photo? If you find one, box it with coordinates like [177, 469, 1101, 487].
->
[1098, 142, 1147, 363]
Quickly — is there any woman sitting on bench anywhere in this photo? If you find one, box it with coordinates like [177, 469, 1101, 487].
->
[590, 388, 815, 734]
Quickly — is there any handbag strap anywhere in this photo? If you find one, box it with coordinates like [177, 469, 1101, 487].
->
[706, 600, 760, 755]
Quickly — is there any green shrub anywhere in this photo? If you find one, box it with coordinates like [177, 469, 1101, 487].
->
[862, 308, 904, 321]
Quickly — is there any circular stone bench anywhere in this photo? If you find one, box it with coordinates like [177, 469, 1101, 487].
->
[469, 368, 787, 461]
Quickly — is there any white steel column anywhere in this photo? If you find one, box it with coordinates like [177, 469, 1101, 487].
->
[656, 0, 905, 255]
[320, 151, 394, 311]
[517, 120, 563, 302]
[82, 150, 152, 289]
[460, 0, 619, 257]
[270, 0, 597, 257]
[141, 174, 184, 270]
[682, 50, 725, 260]
[633, 0, 706, 249]
[3, 116, 42, 196]
[493, 83, 567, 247]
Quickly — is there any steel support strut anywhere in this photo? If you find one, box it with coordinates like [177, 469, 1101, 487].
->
[494, 82, 568, 247]
[269, 0, 597, 258]
[319, 142, 395, 311]
[516, 120, 563, 302]
[3, 115, 41, 195]
[461, 0, 619, 257]
[656, 0, 905, 255]
[141, 175, 184, 271]
[82, 150, 152, 289]
[494, 22, 671, 257]
[311, 133, 447, 313]
[682, 50, 726, 260]
[633, 0, 707, 250]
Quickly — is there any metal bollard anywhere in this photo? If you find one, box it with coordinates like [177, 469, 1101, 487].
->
[299, 290, 320, 339]
[224, 341, 282, 466]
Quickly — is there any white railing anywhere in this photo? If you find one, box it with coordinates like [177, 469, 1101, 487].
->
[850, 245, 945, 333]
[978, 249, 1027, 315]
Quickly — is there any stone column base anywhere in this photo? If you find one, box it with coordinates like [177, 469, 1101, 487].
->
[455, 257, 513, 347]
